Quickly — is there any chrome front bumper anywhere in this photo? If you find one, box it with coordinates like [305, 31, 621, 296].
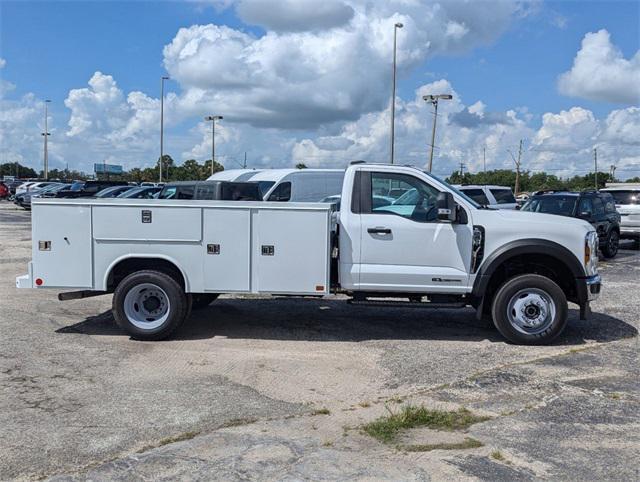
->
[585, 274, 601, 301]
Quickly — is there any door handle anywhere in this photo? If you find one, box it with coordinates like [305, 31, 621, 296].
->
[367, 227, 392, 234]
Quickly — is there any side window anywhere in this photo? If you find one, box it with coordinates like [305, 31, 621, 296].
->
[489, 189, 516, 204]
[592, 197, 605, 216]
[159, 187, 176, 199]
[369, 172, 441, 222]
[460, 189, 489, 205]
[602, 195, 616, 214]
[268, 182, 291, 202]
[176, 185, 195, 199]
[578, 197, 593, 216]
[196, 184, 216, 200]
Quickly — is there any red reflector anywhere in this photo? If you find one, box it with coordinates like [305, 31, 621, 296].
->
[315, 285, 325, 292]
[35, 278, 43, 286]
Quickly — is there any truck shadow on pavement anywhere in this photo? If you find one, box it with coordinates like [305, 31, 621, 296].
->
[57, 298, 637, 346]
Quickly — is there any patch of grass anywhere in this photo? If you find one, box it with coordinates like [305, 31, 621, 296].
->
[362, 405, 491, 444]
[358, 401, 371, 408]
[607, 392, 622, 400]
[311, 407, 331, 415]
[322, 440, 334, 447]
[491, 450, 505, 461]
[402, 437, 483, 452]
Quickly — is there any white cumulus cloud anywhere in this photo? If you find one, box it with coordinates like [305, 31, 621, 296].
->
[558, 29, 640, 104]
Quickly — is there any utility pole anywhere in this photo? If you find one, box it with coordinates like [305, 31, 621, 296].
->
[389, 22, 403, 164]
[423, 94, 453, 173]
[243, 152, 247, 168]
[41, 100, 51, 180]
[593, 148, 598, 189]
[159, 76, 169, 183]
[610, 164, 617, 183]
[204, 115, 223, 176]
[459, 161, 465, 177]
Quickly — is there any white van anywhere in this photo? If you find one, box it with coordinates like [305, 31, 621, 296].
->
[207, 169, 262, 182]
[456, 185, 517, 210]
[256, 169, 345, 202]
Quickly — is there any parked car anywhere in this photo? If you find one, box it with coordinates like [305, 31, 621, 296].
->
[94, 185, 137, 198]
[601, 184, 640, 246]
[456, 185, 518, 209]
[55, 180, 129, 198]
[0, 182, 9, 199]
[521, 190, 620, 258]
[158, 181, 262, 201]
[16, 183, 67, 209]
[117, 186, 162, 199]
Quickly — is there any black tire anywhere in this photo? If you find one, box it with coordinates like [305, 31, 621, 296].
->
[190, 293, 220, 310]
[491, 274, 568, 345]
[112, 270, 189, 341]
[601, 230, 619, 258]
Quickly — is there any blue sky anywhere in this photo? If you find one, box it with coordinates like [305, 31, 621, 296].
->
[0, 1, 638, 176]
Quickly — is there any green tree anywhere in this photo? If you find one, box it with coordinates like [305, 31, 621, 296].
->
[295, 162, 308, 169]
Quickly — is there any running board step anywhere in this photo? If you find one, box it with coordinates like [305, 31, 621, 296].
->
[348, 300, 466, 309]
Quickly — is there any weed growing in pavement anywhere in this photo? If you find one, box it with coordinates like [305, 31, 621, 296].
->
[402, 437, 483, 452]
[362, 405, 490, 444]
[311, 408, 331, 415]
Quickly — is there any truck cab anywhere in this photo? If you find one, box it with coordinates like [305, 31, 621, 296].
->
[17, 163, 601, 345]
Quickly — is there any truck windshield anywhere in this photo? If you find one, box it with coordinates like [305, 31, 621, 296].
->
[606, 190, 639, 205]
[422, 172, 482, 208]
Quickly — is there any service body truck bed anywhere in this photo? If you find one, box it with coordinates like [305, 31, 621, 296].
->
[19, 198, 334, 295]
[18, 164, 601, 345]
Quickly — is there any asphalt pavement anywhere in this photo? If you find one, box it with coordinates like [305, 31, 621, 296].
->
[0, 202, 638, 481]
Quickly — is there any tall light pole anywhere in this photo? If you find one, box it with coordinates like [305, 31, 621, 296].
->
[423, 94, 452, 173]
[159, 76, 169, 182]
[204, 115, 223, 176]
[41, 100, 51, 180]
[390, 22, 403, 164]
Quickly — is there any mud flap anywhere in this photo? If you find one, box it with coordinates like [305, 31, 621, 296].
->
[580, 302, 591, 320]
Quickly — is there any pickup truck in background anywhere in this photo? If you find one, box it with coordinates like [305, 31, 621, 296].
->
[16, 163, 601, 345]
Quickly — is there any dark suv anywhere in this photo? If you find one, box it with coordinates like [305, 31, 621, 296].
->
[521, 190, 621, 258]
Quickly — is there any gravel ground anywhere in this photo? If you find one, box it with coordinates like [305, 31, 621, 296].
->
[0, 202, 638, 481]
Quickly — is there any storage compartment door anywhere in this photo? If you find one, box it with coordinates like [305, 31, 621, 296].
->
[255, 209, 330, 294]
[203, 208, 251, 292]
[32, 204, 92, 288]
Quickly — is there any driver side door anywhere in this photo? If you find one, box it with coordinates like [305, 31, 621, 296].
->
[357, 170, 472, 293]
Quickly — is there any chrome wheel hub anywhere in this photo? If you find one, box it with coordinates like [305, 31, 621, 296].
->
[123, 283, 170, 330]
[507, 288, 556, 335]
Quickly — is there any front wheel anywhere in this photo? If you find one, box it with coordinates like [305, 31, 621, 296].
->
[601, 230, 619, 258]
[491, 274, 568, 345]
[113, 270, 189, 341]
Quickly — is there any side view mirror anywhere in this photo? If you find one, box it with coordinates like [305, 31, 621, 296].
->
[436, 192, 456, 222]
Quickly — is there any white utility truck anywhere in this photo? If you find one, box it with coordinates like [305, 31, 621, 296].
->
[16, 163, 601, 345]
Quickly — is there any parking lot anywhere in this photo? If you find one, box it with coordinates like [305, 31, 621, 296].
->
[1, 201, 638, 480]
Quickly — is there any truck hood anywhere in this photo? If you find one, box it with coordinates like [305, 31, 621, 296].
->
[489, 209, 592, 230]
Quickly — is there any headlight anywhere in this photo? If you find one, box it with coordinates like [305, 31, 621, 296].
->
[584, 231, 598, 276]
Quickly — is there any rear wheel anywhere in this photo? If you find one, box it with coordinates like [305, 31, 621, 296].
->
[491, 274, 568, 345]
[191, 293, 220, 310]
[113, 270, 188, 340]
[601, 230, 619, 258]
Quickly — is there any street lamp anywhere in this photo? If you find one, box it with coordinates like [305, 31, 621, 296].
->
[390, 22, 403, 164]
[423, 94, 452, 173]
[204, 115, 223, 176]
[41, 100, 51, 180]
[159, 76, 169, 182]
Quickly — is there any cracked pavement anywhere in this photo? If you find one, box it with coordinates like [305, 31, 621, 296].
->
[0, 203, 638, 480]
